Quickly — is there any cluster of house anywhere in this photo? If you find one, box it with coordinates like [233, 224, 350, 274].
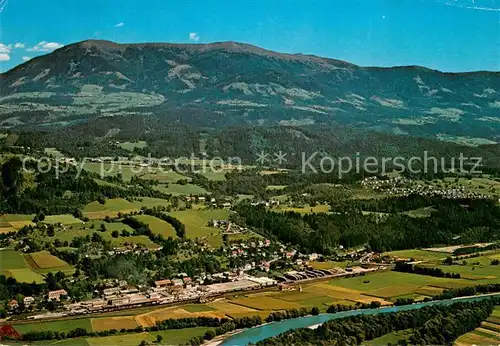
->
[361, 176, 488, 199]
[184, 196, 232, 208]
[7, 289, 68, 311]
[250, 200, 280, 207]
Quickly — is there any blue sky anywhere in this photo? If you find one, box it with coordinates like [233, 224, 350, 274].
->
[0, 0, 499, 72]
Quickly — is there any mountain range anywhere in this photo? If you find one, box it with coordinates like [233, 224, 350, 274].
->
[0, 40, 498, 144]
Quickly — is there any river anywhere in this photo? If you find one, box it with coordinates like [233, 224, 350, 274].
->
[221, 293, 500, 346]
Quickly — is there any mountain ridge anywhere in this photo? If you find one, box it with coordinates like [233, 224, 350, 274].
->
[3, 40, 498, 75]
[0, 39, 498, 144]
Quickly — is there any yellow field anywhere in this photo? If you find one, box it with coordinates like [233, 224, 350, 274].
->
[0, 226, 16, 234]
[26, 251, 71, 270]
[303, 283, 391, 305]
[91, 316, 139, 332]
[8, 221, 34, 229]
[230, 296, 303, 310]
[207, 300, 258, 314]
[135, 307, 227, 327]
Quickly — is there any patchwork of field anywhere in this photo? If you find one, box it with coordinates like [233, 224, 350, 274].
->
[325, 271, 489, 301]
[134, 214, 177, 238]
[154, 183, 209, 196]
[0, 249, 45, 283]
[455, 306, 500, 346]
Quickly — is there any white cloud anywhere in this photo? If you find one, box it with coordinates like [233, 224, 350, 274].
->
[0, 53, 10, 61]
[189, 32, 200, 41]
[0, 43, 11, 53]
[26, 41, 64, 52]
[14, 42, 25, 49]
[22, 56, 31, 61]
[114, 22, 125, 28]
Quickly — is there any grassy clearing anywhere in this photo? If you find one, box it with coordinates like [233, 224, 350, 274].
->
[181, 304, 216, 313]
[206, 301, 258, 314]
[403, 207, 435, 218]
[149, 327, 214, 345]
[38, 221, 160, 250]
[44, 147, 64, 158]
[134, 215, 177, 238]
[118, 141, 148, 151]
[83, 198, 140, 219]
[266, 185, 287, 191]
[0, 249, 28, 269]
[14, 319, 92, 334]
[366, 284, 423, 299]
[170, 208, 229, 241]
[384, 249, 448, 262]
[3, 268, 45, 284]
[84, 327, 213, 346]
[309, 261, 349, 270]
[44, 214, 82, 225]
[200, 171, 227, 181]
[86, 332, 155, 346]
[154, 183, 209, 196]
[130, 197, 171, 209]
[431, 263, 500, 281]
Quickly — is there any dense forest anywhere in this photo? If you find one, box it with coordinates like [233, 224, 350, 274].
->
[235, 197, 500, 253]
